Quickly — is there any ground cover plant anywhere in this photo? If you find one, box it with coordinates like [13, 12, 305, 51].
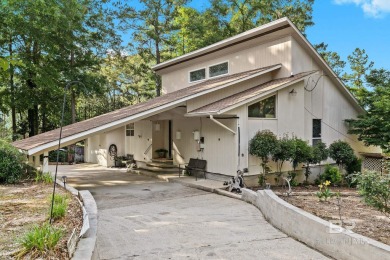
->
[0, 180, 82, 259]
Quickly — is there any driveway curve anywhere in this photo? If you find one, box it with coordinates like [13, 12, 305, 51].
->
[52, 164, 328, 260]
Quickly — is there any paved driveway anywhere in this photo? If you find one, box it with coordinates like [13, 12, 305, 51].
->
[52, 164, 328, 260]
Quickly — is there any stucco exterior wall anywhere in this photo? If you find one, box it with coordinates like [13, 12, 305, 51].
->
[161, 36, 292, 94]
[85, 127, 125, 167]
[126, 120, 153, 161]
[172, 117, 237, 175]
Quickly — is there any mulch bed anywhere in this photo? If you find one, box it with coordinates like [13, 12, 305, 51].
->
[254, 186, 390, 245]
[0, 181, 83, 259]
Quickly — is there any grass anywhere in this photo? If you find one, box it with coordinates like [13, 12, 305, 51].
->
[35, 171, 53, 184]
[17, 223, 62, 258]
[49, 194, 69, 220]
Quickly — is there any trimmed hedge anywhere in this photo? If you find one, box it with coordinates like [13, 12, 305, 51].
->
[0, 139, 26, 184]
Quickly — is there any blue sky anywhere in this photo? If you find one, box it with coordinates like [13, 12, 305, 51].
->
[306, 0, 390, 70]
[187, 0, 390, 71]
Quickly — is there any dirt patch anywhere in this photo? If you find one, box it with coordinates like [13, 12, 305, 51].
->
[0, 181, 83, 259]
[267, 186, 390, 245]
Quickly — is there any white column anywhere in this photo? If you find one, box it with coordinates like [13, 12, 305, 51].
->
[28, 155, 34, 166]
[43, 151, 49, 173]
[34, 155, 40, 168]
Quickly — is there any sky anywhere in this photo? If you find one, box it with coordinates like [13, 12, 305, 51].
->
[187, 0, 390, 71]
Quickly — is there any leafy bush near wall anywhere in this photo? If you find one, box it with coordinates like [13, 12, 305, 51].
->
[329, 140, 355, 168]
[320, 165, 342, 185]
[249, 130, 278, 175]
[356, 171, 390, 217]
[0, 139, 26, 184]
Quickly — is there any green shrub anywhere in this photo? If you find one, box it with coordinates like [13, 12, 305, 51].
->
[49, 194, 69, 220]
[19, 223, 62, 257]
[329, 140, 355, 168]
[249, 130, 278, 174]
[320, 165, 342, 185]
[0, 139, 26, 184]
[35, 171, 53, 184]
[356, 171, 390, 217]
[345, 156, 362, 187]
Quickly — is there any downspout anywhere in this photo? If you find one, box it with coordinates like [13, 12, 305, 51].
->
[209, 115, 236, 135]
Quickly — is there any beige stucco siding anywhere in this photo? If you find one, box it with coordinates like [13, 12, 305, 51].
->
[86, 127, 125, 167]
[162, 36, 292, 94]
[172, 117, 237, 175]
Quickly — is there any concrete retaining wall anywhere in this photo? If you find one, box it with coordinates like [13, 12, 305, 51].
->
[241, 188, 390, 260]
[56, 180, 98, 259]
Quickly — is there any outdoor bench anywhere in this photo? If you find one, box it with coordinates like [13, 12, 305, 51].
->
[178, 158, 207, 181]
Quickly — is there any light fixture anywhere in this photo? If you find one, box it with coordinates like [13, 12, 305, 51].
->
[289, 89, 297, 96]
[155, 122, 160, 131]
[176, 131, 181, 140]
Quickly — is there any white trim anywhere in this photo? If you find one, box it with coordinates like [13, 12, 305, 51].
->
[152, 18, 289, 71]
[209, 115, 236, 135]
[27, 65, 281, 155]
[208, 60, 229, 79]
[188, 67, 206, 83]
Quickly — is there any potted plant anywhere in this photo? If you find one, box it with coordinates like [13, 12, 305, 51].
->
[155, 148, 168, 158]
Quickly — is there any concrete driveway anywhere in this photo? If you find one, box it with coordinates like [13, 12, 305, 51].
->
[51, 164, 328, 260]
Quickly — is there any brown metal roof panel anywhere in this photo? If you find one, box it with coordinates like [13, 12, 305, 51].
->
[188, 71, 316, 115]
[12, 64, 281, 151]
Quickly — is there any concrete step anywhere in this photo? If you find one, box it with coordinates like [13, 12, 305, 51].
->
[137, 165, 178, 173]
[151, 159, 174, 165]
[146, 162, 176, 168]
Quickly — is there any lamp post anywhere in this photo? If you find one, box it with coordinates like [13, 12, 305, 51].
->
[49, 80, 85, 224]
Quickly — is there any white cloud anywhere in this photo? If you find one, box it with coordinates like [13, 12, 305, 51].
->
[334, 0, 390, 17]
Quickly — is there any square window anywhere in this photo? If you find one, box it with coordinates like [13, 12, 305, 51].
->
[126, 123, 134, 137]
[209, 62, 228, 78]
[248, 96, 276, 118]
[189, 68, 206, 82]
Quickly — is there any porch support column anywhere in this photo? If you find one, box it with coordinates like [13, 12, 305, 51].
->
[28, 155, 34, 166]
[43, 151, 49, 173]
[34, 154, 41, 169]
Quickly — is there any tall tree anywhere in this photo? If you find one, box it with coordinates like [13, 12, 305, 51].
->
[348, 69, 390, 152]
[118, 0, 187, 97]
[207, 0, 314, 38]
[343, 48, 374, 105]
[0, 0, 118, 137]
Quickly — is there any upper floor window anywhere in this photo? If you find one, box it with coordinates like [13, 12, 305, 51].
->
[209, 62, 228, 78]
[189, 68, 206, 82]
[248, 96, 276, 118]
[126, 123, 134, 137]
[312, 119, 321, 145]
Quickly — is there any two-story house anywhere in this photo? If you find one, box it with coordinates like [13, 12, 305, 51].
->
[13, 18, 380, 182]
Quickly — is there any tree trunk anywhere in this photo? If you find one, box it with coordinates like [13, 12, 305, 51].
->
[9, 38, 17, 140]
[71, 89, 76, 123]
[154, 31, 161, 97]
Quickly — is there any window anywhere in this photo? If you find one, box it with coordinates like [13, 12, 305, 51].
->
[312, 119, 321, 145]
[248, 96, 276, 118]
[189, 68, 206, 82]
[126, 123, 134, 137]
[209, 62, 228, 78]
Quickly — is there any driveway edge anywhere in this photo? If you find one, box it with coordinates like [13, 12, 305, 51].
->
[56, 180, 98, 260]
[241, 188, 390, 260]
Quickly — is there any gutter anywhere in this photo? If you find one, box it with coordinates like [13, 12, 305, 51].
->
[209, 115, 236, 135]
